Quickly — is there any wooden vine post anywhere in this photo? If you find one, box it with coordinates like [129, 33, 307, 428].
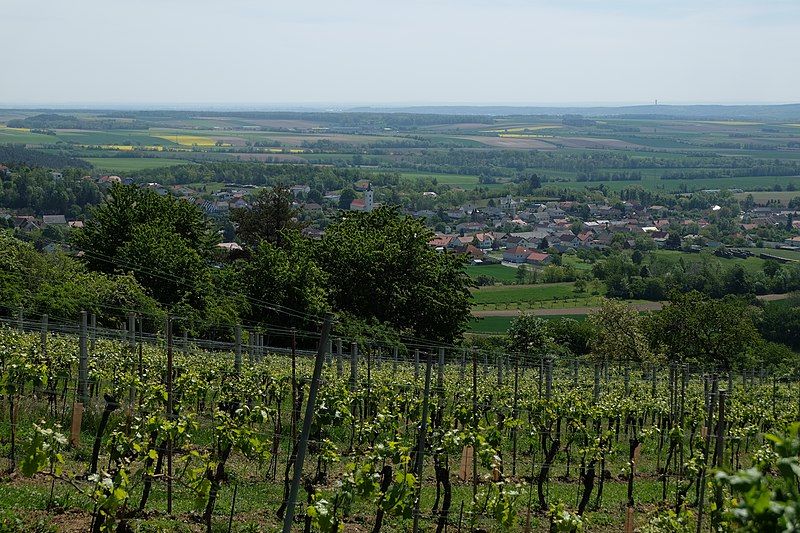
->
[234, 324, 242, 375]
[472, 349, 478, 497]
[166, 315, 174, 515]
[412, 351, 433, 533]
[593, 363, 600, 402]
[281, 314, 333, 533]
[512, 353, 520, 476]
[40, 314, 48, 358]
[128, 313, 136, 410]
[336, 338, 343, 378]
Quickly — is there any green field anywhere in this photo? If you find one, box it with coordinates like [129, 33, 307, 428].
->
[650, 249, 767, 274]
[0, 126, 63, 144]
[471, 281, 603, 307]
[467, 315, 515, 333]
[82, 157, 192, 172]
[468, 312, 589, 334]
[744, 247, 800, 261]
[734, 191, 800, 206]
[465, 263, 520, 283]
[5, 111, 800, 197]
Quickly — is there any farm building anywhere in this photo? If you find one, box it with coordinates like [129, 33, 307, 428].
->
[525, 251, 552, 266]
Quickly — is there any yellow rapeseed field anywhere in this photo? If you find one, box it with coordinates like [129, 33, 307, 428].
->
[152, 133, 217, 146]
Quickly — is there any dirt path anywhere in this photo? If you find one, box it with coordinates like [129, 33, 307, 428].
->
[472, 293, 793, 317]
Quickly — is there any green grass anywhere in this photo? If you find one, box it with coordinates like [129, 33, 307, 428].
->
[650, 249, 767, 273]
[471, 282, 600, 306]
[468, 315, 515, 333]
[0, 126, 62, 144]
[82, 157, 192, 172]
[561, 253, 594, 271]
[468, 313, 589, 334]
[465, 263, 521, 283]
[744, 247, 800, 261]
[734, 191, 800, 205]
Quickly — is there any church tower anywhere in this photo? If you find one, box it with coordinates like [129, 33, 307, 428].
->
[364, 183, 374, 212]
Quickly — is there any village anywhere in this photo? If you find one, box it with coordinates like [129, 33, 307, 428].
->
[4, 165, 800, 278]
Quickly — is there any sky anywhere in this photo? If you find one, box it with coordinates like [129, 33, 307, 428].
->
[2, 0, 799, 107]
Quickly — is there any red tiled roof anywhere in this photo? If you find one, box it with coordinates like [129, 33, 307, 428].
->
[526, 252, 549, 262]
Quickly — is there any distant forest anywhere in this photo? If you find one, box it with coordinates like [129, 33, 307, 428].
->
[0, 144, 92, 169]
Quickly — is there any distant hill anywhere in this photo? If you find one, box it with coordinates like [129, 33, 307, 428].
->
[348, 104, 800, 121]
[6, 113, 149, 130]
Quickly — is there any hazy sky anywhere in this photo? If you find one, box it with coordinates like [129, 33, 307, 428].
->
[2, 0, 798, 106]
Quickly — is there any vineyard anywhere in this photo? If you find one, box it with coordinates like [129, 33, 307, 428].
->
[1, 314, 799, 532]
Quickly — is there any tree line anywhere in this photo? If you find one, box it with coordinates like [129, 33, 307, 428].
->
[1, 184, 473, 344]
[0, 144, 92, 170]
[501, 295, 800, 375]
[0, 165, 102, 216]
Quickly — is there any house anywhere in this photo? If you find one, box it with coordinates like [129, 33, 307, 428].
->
[414, 209, 437, 219]
[42, 214, 67, 226]
[428, 235, 454, 249]
[472, 232, 495, 249]
[68, 221, 84, 229]
[576, 231, 594, 247]
[525, 251, 551, 266]
[654, 219, 671, 230]
[50, 172, 63, 181]
[651, 232, 671, 247]
[99, 175, 123, 186]
[216, 242, 243, 253]
[456, 222, 486, 233]
[289, 185, 311, 197]
[13, 216, 39, 232]
[503, 235, 533, 248]
[558, 233, 579, 247]
[503, 246, 534, 263]
[457, 244, 486, 263]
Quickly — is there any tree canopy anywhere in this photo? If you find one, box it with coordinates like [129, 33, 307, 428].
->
[649, 291, 760, 370]
[317, 207, 473, 342]
[229, 187, 303, 248]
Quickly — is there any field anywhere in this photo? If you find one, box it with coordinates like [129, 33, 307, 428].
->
[734, 190, 800, 206]
[82, 157, 192, 172]
[471, 281, 604, 309]
[744, 247, 800, 261]
[650, 249, 768, 274]
[0, 321, 795, 532]
[3, 111, 800, 198]
[465, 263, 520, 283]
[467, 313, 588, 334]
[467, 314, 515, 333]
